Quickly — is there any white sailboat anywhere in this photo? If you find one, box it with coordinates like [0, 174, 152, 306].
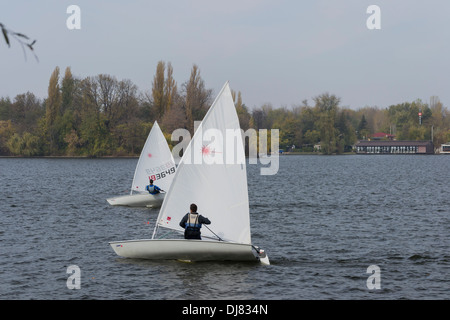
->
[109, 82, 269, 265]
[106, 121, 176, 207]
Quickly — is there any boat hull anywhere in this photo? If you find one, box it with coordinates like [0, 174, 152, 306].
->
[106, 193, 165, 207]
[109, 239, 266, 263]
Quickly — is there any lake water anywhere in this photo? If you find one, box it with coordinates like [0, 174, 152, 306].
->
[0, 155, 448, 301]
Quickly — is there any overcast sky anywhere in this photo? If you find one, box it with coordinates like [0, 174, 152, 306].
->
[1, 0, 449, 110]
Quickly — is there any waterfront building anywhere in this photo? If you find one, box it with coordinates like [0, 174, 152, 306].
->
[355, 140, 434, 154]
[440, 142, 450, 154]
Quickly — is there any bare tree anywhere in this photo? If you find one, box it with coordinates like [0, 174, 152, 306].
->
[182, 64, 212, 133]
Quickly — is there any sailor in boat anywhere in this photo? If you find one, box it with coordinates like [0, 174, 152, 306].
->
[146, 179, 163, 195]
[179, 203, 211, 240]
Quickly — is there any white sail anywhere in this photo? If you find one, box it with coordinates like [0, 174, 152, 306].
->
[153, 82, 251, 244]
[131, 121, 176, 194]
[106, 121, 176, 207]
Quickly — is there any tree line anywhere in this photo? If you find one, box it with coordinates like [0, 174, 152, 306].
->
[254, 94, 450, 154]
[1, 62, 450, 156]
[0, 62, 214, 156]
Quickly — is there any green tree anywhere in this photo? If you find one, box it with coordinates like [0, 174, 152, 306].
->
[0, 120, 15, 155]
[386, 100, 432, 140]
[357, 114, 369, 139]
[45, 67, 62, 153]
[6, 133, 23, 155]
[336, 110, 356, 152]
[46, 67, 61, 127]
[429, 96, 449, 146]
[408, 126, 427, 140]
[21, 132, 42, 156]
[303, 129, 320, 145]
[61, 67, 75, 113]
[6, 132, 42, 156]
[0, 97, 12, 120]
[313, 93, 341, 154]
[79, 110, 110, 156]
[9, 92, 43, 134]
[317, 112, 338, 154]
[151, 61, 166, 120]
[64, 129, 83, 156]
[165, 62, 177, 114]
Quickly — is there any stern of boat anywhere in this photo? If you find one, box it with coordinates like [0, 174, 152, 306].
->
[252, 245, 270, 265]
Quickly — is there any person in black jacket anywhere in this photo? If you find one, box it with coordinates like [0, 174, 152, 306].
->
[179, 203, 211, 240]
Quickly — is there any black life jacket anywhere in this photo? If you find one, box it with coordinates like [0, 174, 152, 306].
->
[185, 213, 201, 239]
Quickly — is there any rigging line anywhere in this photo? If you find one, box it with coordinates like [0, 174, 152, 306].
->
[151, 222, 159, 239]
[251, 245, 261, 253]
[203, 224, 223, 242]
[156, 229, 174, 239]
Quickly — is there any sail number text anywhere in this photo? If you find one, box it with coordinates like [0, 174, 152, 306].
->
[148, 166, 175, 181]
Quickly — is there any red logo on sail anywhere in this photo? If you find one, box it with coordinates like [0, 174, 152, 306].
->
[166, 216, 171, 224]
[201, 144, 221, 157]
[201, 145, 211, 156]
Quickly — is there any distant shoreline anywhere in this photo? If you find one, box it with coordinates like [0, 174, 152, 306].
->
[0, 155, 139, 159]
[0, 153, 358, 158]
[280, 152, 356, 155]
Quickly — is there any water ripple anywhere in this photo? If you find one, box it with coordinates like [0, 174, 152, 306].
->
[0, 156, 448, 299]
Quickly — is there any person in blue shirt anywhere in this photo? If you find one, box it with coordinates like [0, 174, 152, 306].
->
[179, 203, 211, 239]
[146, 179, 163, 195]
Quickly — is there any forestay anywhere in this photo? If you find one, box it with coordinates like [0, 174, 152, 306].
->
[153, 82, 251, 244]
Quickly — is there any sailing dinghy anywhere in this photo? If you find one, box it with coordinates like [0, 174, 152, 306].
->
[109, 82, 269, 265]
[106, 121, 176, 207]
